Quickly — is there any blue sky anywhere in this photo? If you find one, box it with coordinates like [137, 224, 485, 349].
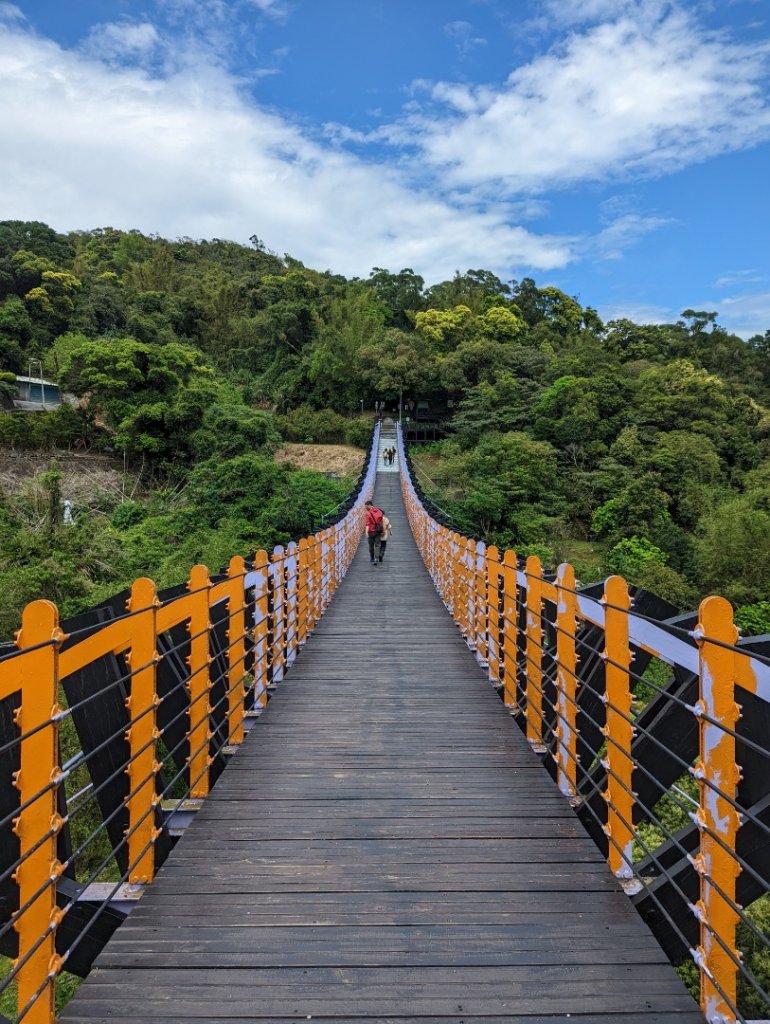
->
[1, 0, 770, 337]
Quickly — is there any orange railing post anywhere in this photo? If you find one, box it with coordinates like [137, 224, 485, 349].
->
[186, 564, 212, 799]
[285, 542, 298, 666]
[253, 550, 269, 708]
[524, 555, 544, 749]
[297, 538, 309, 646]
[0, 435, 382, 1023]
[270, 546, 285, 684]
[451, 533, 462, 626]
[486, 546, 502, 687]
[602, 575, 636, 884]
[308, 533, 319, 628]
[555, 563, 578, 799]
[225, 556, 247, 745]
[464, 537, 475, 641]
[322, 528, 334, 610]
[693, 596, 741, 1023]
[12, 600, 64, 1024]
[474, 541, 487, 661]
[125, 578, 161, 884]
[502, 550, 518, 710]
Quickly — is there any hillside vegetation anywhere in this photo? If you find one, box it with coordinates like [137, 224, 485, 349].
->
[1, 221, 770, 636]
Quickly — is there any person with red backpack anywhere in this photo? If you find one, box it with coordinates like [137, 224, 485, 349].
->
[364, 499, 384, 566]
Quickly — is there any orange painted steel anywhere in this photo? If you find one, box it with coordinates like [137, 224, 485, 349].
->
[270, 546, 286, 684]
[602, 575, 635, 883]
[253, 549, 270, 708]
[485, 546, 502, 687]
[0, 422, 755, 1023]
[399, 437, 752, 1024]
[524, 555, 544, 750]
[451, 533, 463, 628]
[501, 550, 518, 711]
[464, 537, 476, 642]
[0, 455, 369, 1023]
[693, 596, 742, 1023]
[555, 562, 578, 800]
[124, 578, 161, 884]
[223, 557, 248, 746]
[9, 600, 63, 1024]
[297, 538, 309, 647]
[185, 565, 213, 799]
[474, 542, 487, 662]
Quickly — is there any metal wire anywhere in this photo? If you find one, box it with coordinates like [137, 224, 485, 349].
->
[406, 490, 769, 1023]
[574, 699, 770, 917]
[558, 743, 749, 1024]
[0, 482, 370, 1016]
[3, 613, 292, 1011]
[0, 636, 59, 665]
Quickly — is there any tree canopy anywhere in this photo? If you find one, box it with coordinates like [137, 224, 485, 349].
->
[1, 218, 769, 631]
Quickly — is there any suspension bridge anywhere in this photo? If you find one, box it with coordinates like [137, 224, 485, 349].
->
[1, 422, 769, 1023]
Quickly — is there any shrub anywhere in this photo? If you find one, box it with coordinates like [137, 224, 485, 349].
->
[606, 536, 667, 579]
[277, 405, 349, 444]
[111, 501, 146, 529]
[735, 601, 770, 637]
[344, 416, 373, 449]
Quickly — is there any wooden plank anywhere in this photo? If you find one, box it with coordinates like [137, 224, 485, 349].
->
[59, 472, 701, 1023]
[60, 1017, 705, 1024]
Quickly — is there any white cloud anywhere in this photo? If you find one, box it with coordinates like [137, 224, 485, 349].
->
[84, 21, 161, 62]
[248, 0, 288, 19]
[0, 22, 572, 283]
[395, 5, 770, 194]
[712, 290, 770, 338]
[601, 300, 675, 325]
[1, 3, 760, 290]
[0, 2, 23, 22]
[542, 0, 668, 28]
[591, 213, 672, 261]
[714, 269, 764, 288]
[443, 20, 487, 58]
[602, 289, 770, 339]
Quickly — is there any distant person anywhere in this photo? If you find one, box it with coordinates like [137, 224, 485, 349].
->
[364, 499, 384, 565]
[377, 512, 392, 563]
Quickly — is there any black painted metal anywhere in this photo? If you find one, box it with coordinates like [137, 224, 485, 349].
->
[58, 471, 700, 1022]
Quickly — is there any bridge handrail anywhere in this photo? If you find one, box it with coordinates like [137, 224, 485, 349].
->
[0, 422, 380, 1024]
[397, 423, 770, 1024]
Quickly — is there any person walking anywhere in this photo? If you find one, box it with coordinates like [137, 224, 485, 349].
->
[364, 499, 384, 566]
[377, 511, 392, 562]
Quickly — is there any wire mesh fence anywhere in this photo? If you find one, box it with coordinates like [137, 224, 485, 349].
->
[398, 423, 770, 1024]
[0, 425, 380, 1023]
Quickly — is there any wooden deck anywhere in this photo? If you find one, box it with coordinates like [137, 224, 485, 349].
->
[60, 472, 703, 1023]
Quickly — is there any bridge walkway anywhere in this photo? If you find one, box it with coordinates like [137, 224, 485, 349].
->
[60, 471, 702, 1023]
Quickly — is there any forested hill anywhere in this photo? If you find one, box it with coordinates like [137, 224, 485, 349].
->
[1, 219, 770, 635]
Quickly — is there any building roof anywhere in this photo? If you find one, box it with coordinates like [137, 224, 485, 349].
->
[14, 375, 60, 387]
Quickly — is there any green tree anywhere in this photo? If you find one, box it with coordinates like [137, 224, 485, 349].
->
[533, 372, 631, 463]
[592, 473, 671, 541]
[366, 267, 425, 329]
[477, 304, 526, 341]
[606, 536, 667, 579]
[425, 269, 510, 314]
[698, 495, 770, 606]
[414, 305, 474, 350]
[357, 328, 439, 398]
